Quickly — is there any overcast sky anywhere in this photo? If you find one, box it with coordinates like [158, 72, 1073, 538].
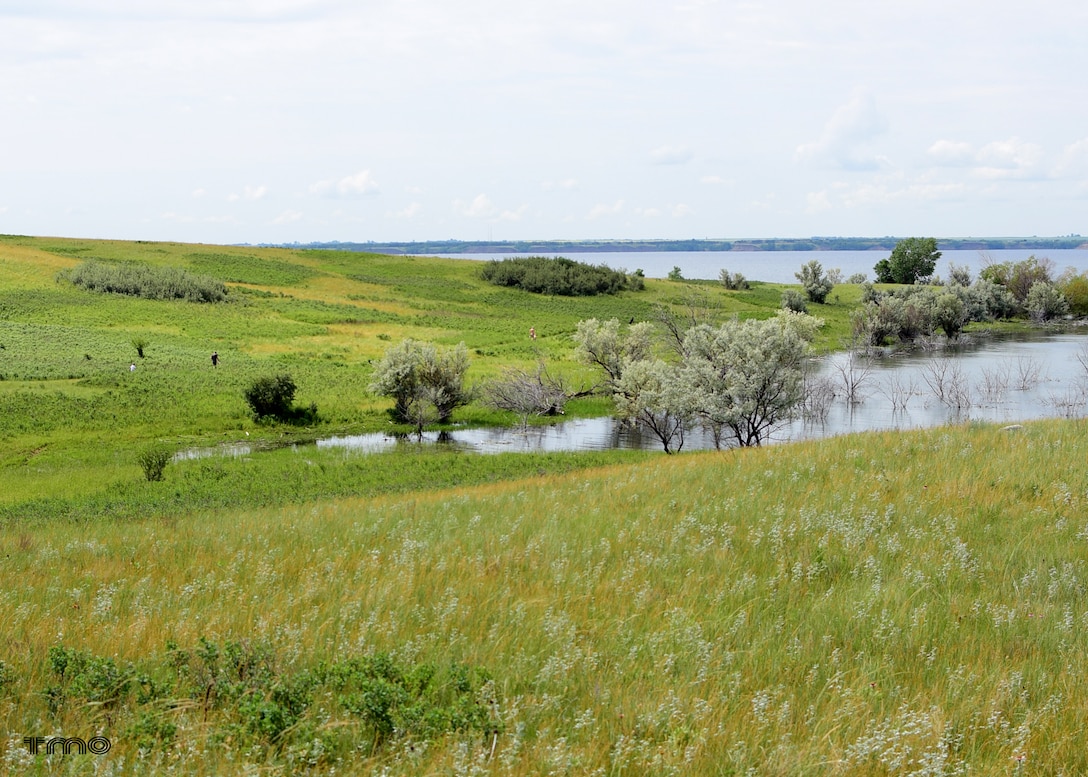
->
[2, 1, 1086, 244]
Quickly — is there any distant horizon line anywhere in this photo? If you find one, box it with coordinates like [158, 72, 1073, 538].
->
[257, 235, 1088, 254]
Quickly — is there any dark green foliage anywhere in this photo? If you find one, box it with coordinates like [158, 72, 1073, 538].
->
[874, 238, 941, 284]
[667, 266, 684, 281]
[480, 256, 641, 296]
[61, 261, 228, 302]
[244, 374, 303, 422]
[46, 646, 133, 714]
[36, 641, 497, 756]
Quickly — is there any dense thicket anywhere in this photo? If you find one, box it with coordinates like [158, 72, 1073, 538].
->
[60, 261, 228, 302]
[480, 255, 642, 296]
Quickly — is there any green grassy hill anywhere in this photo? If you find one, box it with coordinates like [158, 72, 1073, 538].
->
[8, 235, 1081, 774]
[0, 234, 858, 514]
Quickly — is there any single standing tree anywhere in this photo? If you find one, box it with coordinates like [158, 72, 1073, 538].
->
[369, 339, 470, 425]
[795, 260, 834, 303]
[681, 311, 820, 447]
[874, 238, 941, 284]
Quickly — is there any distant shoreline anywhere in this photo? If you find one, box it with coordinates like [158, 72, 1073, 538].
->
[269, 237, 1088, 254]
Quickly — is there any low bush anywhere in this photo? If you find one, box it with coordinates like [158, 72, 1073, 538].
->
[480, 256, 642, 296]
[60, 261, 228, 302]
[243, 374, 317, 423]
[136, 443, 172, 482]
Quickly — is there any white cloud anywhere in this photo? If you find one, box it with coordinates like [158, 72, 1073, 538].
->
[587, 200, 624, 220]
[227, 184, 268, 202]
[650, 145, 694, 165]
[795, 90, 889, 171]
[927, 140, 975, 166]
[973, 138, 1044, 179]
[191, 188, 206, 198]
[805, 191, 832, 213]
[310, 170, 380, 198]
[271, 209, 302, 224]
[700, 175, 728, 185]
[498, 205, 527, 222]
[671, 203, 692, 218]
[454, 194, 496, 218]
[388, 202, 422, 218]
[1055, 137, 1088, 176]
[542, 178, 579, 191]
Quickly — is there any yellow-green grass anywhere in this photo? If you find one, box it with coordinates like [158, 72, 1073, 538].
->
[2, 419, 1087, 773]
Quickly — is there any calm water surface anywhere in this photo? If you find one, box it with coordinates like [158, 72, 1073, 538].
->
[177, 333, 1088, 460]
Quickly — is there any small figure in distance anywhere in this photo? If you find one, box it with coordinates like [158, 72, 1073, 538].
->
[130, 362, 136, 372]
[529, 327, 536, 340]
[211, 351, 219, 368]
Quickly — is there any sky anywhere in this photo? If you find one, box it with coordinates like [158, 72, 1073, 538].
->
[2, 0, 1087, 245]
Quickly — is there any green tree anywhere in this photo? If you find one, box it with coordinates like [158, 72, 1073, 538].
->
[571, 318, 655, 391]
[795, 260, 834, 303]
[874, 238, 941, 284]
[682, 312, 820, 447]
[369, 340, 470, 427]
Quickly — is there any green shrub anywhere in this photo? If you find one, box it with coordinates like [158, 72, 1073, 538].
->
[480, 256, 640, 296]
[781, 289, 808, 313]
[61, 261, 228, 302]
[1025, 281, 1069, 321]
[979, 255, 1055, 303]
[136, 443, 173, 482]
[1058, 269, 1088, 316]
[719, 269, 749, 290]
[244, 374, 299, 421]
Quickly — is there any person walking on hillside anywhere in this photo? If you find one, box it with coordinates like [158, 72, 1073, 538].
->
[211, 351, 219, 368]
[529, 327, 536, 341]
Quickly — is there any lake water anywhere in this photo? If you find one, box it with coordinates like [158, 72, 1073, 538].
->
[418, 249, 1088, 285]
[178, 332, 1088, 460]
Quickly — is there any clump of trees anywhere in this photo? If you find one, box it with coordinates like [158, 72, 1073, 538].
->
[480, 256, 643, 296]
[853, 253, 1075, 346]
[874, 238, 941, 284]
[60, 261, 229, 303]
[573, 312, 819, 452]
[369, 340, 471, 432]
[718, 269, 749, 290]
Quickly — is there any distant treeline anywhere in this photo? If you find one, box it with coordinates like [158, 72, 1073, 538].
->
[277, 236, 1088, 255]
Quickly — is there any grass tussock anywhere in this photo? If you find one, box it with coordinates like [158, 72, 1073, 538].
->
[3, 419, 1088, 773]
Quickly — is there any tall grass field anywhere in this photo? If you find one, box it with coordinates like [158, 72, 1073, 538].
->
[2, 235, 1084, 773]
